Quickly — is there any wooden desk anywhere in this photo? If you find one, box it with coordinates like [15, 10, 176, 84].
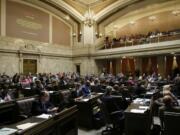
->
[2, 105, 78, 135]
[125, 99, 152, 135]
[75, 93, 103, 129]
[0, 101, 16, 125]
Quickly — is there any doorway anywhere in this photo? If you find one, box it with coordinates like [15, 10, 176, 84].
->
[23, 59, 37, 74]
[76, 64, 81, 75]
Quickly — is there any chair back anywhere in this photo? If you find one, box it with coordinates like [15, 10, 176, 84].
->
[16, 97, 36, 117]
[164, 112, 180, 135]
[97, 99, 111, 125]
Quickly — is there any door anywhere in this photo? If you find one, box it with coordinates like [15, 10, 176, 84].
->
[76, 64, 80, 75]
[23, 59, 37, 74]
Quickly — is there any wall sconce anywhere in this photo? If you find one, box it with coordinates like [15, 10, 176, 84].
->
[99, 33, 103, 38]
[95, 32, 99, 38]
[72, 33, 76, 37]
[78, 31, 82, 42]
[79, 31, 82, 36]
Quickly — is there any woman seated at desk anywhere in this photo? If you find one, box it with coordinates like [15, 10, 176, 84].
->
[31, 91, 58, 115]
[0, 83, 12, 102]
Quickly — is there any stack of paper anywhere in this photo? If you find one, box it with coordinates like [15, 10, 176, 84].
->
[36, 114, 52, 119]
[16, 122, 38, 130]
[81, 98, 89, 102]
[0, 128, 17, 135]
[139, 106, 149, 110]
[130, 109, 146, 113]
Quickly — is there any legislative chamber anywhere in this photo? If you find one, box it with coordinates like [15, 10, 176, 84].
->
[0, 0, 180, 135]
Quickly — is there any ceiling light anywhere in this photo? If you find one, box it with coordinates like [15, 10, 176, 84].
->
[129, 21, 135, 25]
[172, 10, 180, 16]
[65, 15, 70, 20]
[113, 25, 118, 29]
[148, 16, 156, 21]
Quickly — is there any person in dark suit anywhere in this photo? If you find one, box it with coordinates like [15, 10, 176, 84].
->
[134, 82, 146, 96]
[81, 80, 91, 97]
[102, 86, 124, 112]
[71, 83, 82, 99]
[31, 91, 58, 115]
[159, 95, 180, 128]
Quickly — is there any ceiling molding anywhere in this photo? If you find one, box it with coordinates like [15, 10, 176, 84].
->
[105, 0, 180, 34]
[94, 0, 140, 22]
[44, 0, 85, 22]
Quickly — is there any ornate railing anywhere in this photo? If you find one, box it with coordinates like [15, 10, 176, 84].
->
[103, 33, 180, 49]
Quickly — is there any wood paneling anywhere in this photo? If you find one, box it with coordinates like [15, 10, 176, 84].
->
[23, 59, 37, 74]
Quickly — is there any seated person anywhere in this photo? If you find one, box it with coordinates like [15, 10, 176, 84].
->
[71, 83, 82, 99]
[0, 84, 12, 102]
[102, 86, 126, 112]
[81, 80, 91, 97]
[33, 80, 44, 95]
[102, 86, 125, 131]
[134, 82, 146, 96]
[155, 85, 179, 107]
[159, 95, 180, 128]
[31, 91, 58, 115]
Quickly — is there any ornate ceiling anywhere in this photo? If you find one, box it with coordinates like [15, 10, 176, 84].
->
[63, 0, 118, 15]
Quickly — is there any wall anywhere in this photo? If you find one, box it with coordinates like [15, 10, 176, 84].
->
[0, 36, 73, 76]
[40, 56, 73, 73]
[73, 57, 99, 76]
[6, 0, 49, 42]
[4, 0, 72, 46]
[0, 0, 73, 75]
[0, 53, 19, 76]
[52, 17, 71, 46]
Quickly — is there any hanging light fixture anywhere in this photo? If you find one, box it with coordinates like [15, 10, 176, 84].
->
[84, 7, 95, 27]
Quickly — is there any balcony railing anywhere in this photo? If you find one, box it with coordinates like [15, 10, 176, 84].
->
[103, 33, 180, 49]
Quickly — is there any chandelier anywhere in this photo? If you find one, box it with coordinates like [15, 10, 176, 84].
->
[84, 8, 95, 27]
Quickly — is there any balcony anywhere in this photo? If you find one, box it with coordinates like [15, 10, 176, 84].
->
[102, 32, 180, 49]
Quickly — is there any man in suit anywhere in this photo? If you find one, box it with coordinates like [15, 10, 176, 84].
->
[81, 80, 91, 97]
[159, 95, 180, 128]
[32, 91, 58, 115]
[71, 83, 82, 99]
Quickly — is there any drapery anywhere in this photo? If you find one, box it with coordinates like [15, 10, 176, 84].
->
[166, 56, 173, 76]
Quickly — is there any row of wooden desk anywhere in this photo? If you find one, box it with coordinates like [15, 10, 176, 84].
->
[0, 91, 104, 135]
[75, 93, 103, 129]
[125, 98, 152, 135]
[0, 105, 78, 135]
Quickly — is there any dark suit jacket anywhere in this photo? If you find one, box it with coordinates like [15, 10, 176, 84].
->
[31, 100, 54, 115]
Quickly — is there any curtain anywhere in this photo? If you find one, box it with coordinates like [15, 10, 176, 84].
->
[142, 57, 149, 74]
[112, 60, 116, 75]
[176, 56, 180, 70]
[106, 60, 110, 74]
[150, 56, 158, 74]
[121, 58, 128, 74]
[128, 58, 135, 75]
[166, 56, 173, 76]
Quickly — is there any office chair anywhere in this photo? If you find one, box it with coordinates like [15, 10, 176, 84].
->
[16, 97, 36, 121]
[98, 98, 124, 135]
[163, 112, 180, 135]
